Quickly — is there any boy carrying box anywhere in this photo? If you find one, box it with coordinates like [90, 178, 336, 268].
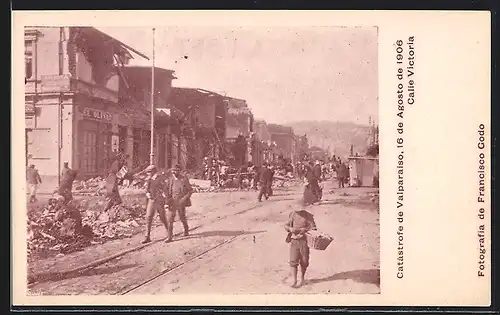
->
[284, 201, 317, 288]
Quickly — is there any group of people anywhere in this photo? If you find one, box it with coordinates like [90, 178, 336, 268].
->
[27, 149, 194, 245]
[102, 150, 194, 244]
[141, 164, 193, 244]
[26, 153, 344, 289]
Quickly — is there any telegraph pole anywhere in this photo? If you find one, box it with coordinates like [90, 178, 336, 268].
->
[149, 28, 156, 165]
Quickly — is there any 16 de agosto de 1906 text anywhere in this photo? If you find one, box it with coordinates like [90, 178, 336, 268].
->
[395, 37, 415, 280]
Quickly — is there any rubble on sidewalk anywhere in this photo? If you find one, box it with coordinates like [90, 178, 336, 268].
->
[72, 173, 150, 196]
[28, 196, 146, 260]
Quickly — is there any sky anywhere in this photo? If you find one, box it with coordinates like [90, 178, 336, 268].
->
[98, 26, 378, 125]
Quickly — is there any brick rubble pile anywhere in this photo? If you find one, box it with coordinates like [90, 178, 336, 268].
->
[27, 197, 146, 260]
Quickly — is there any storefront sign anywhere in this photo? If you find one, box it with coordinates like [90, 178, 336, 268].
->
[111, 135, 119, 152]
[40, 74, 71, 93]
[82, 107, 113, 122]
[75, 81, 118, 103]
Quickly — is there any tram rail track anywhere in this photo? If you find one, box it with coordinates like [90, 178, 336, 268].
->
[27, 189, 299, 290]
[120, 195, 297, 295]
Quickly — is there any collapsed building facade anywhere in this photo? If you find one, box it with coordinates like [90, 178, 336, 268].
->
[224, 97, 254, 167]
[24, 27, 152, 186]
[168, 87, 228, 172]
[119, 66, 178, 169]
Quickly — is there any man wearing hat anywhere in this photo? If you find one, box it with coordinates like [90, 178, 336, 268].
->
[142, 164, 170, 244]
[165, 164, 193, 242]
[26, 164, 42, 203]
[284, 199, 318, 288]
[258, 162, 273, 202]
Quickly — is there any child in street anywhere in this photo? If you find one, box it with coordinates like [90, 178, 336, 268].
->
[284, 201, 317, 288]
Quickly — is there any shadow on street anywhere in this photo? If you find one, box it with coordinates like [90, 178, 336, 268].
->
[186, 230, 266, 239]
[29, 263, 139, 285]
[308, 268, 380, 287]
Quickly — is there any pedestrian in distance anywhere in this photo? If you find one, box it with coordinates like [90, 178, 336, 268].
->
[304, 163, 321, 204]
[284, 200, 318, 288]
[258, 162, 273, 202]
[337, 161, 348, 188]
[313, 160, 322, 183]
[142, 164, 170, 244]
[268, 164, 275, 196]
[26, 164, 42, 203]
[104, 169, 122, 212]
[58, 163, 78, 204]
[165, 164, 193, 242]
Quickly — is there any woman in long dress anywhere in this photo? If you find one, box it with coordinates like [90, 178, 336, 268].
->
[303, 165, 320, 205]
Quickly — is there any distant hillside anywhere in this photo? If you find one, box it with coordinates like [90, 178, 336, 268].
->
[286, 120, 374, 159]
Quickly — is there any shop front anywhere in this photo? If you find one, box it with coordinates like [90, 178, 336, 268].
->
[74, 94, 151, 178]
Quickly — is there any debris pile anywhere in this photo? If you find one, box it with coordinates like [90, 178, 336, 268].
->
[28, 197, 146, 260]
[72, 173, 150, 196]
[72, 177, 107, 196]
[27, 199, 90, 259]
[81, 203, 143, 240]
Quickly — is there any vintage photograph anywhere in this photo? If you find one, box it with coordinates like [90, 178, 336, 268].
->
[23, 25, 379, 295]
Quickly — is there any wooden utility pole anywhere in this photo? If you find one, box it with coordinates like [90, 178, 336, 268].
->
[149, 28, 156, 165]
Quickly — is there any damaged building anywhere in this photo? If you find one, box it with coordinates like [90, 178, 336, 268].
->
[118, 66, 177, 170]
[24, 27, 151, 185]
[167, 87, 228, 172]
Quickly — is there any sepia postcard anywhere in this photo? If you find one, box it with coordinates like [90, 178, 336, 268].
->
[11, 10, 491, 307]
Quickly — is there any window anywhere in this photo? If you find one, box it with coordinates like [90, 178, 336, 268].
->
[25, 40, 34, 80]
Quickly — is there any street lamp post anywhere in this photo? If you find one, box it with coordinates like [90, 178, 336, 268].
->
[149, 28, 156, 165]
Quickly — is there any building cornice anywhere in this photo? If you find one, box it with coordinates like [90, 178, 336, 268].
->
[24, 29, 43, 41]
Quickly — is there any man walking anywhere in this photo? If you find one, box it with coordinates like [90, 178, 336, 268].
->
[165, 165, 193, 242]
[304, 163, 321, 204]
[26, 164, 42, 203]
[142, 164, 170, 244]
[258, 162, 273, 202]
[337, 161, 348, 188]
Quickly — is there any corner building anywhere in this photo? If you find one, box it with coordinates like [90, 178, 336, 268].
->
[24, 27, 151, 186]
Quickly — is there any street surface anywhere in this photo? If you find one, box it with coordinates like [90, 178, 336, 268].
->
[27, 180, 379, 295]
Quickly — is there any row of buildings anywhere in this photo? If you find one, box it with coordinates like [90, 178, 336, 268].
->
[24, 27, 311, 184]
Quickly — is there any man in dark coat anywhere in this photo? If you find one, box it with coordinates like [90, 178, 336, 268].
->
[337, 161, 348, 188]
[142, 164, 170, 244]
[304, 163, 321, 204]
[313, 161, 322, 183]
[258, 162, 273, 202]
[58, 164, 77, 204]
